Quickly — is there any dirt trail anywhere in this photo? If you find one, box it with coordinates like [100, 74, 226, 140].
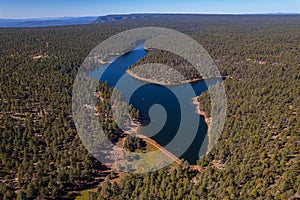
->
[137, 134, 182, 165]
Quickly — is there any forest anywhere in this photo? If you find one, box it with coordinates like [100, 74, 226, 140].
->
[127, 49, 203, 85]
[0, 14, 299, 199]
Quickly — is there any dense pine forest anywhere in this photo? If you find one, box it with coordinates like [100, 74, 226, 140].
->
[127, 49, 203, 84]
[0, 15, 299, 199]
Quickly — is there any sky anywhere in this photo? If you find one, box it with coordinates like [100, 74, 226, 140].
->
[0, 0, 300, 19]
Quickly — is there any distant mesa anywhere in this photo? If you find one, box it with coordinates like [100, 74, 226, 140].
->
[2, 13, 299, 28]
[0, 14, 159, 28]
[93, 14, 159, 24]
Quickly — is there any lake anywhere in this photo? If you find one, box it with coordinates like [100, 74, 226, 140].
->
[88, 45, 219, 164]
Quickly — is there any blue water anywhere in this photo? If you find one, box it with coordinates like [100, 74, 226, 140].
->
[88, 47, 219, 164]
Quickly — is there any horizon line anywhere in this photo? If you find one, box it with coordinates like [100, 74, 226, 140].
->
[1, 12, 300, 20]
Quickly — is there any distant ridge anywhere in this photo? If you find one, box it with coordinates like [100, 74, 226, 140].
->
[92, 13, 300, 24]
[1, 13, 299, 28]
[92, 14, 160, 24]
[0, 16, 97, 28]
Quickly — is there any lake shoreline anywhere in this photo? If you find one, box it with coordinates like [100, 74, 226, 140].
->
[192, 96, 212, 154]
[126, 68, 227, 86]
[126, 68, 215, 156]
[126, 69, 203, 86]
[92, 44, 219, 166]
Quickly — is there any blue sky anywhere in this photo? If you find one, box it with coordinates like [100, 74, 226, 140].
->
[0, 0, 300, 19]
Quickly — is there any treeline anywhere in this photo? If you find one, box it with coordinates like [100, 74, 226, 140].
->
[85, 15, 300, 199]
[0, 14, 299, 199]
[128, 49, 202, 84]
[79, 165, 195, 200]
[95, 82, 140, 143]
[0, 22, 145, 199]
[0, 24, 133, 199]
[123, 135, 146, 152]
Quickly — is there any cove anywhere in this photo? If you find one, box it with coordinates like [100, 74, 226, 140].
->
[88, 44, 219, 164]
